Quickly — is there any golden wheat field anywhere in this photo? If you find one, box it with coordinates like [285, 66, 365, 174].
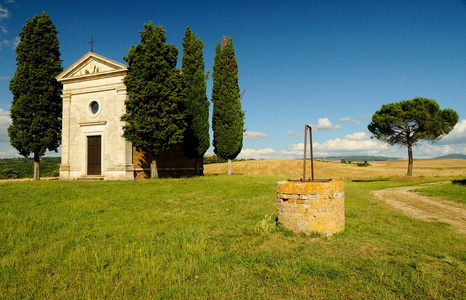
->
[204, 158, 466, 179]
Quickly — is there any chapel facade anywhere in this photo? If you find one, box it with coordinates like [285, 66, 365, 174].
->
[57, 52, 201, 180]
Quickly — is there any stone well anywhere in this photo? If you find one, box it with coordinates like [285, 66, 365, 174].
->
[277, 180, 345, 236]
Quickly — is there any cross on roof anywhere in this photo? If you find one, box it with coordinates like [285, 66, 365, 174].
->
[88, 37, 97, 52]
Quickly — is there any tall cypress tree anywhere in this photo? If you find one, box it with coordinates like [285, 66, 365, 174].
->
[121, 22, 185, 178]
[181, 26, 210, 175]
[8, 12, 63, 181]
[212, 36, 244, 175]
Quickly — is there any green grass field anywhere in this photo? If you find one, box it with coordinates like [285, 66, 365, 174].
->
[1, 175, 465, 299]
[415, 179, 466, 204]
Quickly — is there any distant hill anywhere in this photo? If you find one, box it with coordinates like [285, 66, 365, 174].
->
[435, 154, 466, 159]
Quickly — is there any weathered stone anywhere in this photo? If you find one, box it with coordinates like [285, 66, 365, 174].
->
[57, 52, 133, 180]
[277, 180, 345, 236]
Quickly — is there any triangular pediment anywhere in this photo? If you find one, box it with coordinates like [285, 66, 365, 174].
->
[57, 51, 127, 81]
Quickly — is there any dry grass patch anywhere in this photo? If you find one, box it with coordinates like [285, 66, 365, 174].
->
[204, 158, 466, 179]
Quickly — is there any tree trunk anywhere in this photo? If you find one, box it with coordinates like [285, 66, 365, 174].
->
[151, 156, 159, 179]
[194, 157, 200, 176]
[407, 145, 413, 176]
[227, 159, 232, 175]
[33, 153, 40, 181]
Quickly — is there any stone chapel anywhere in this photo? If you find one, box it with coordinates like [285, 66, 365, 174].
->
[57, 51, 201, 180]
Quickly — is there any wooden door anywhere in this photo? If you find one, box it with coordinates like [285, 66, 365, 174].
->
[87, 135, 101, 175]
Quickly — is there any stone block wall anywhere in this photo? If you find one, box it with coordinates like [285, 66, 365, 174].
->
[277, 180, 345, 236]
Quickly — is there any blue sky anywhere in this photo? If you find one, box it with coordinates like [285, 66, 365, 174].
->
[0, 0, 465, 159]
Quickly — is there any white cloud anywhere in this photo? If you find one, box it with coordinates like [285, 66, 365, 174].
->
[438, 119, 466, 145]
[0, 76, 10, 81]
[280, 143, 304, 158]
[339, 117, 361, 125]
[0, 5, 10, 20]
[343, 131, 369, 141]
[413, 143, 455, 158]
[238, 122, 466, 160]
[243, 131, 268, 140]
[0, 38, 9, 50]
[0, 25, 6, 34]
[0, 108, 11, 125]
[0, 148, 19, 158]
[314, 138, 388, 154]
[286, 130, 301, 138]
[280, 136, 388, 157]
[310, 118, 342, 132]
[238, 148, 276, 159]
[0, 108, 11, 143]
[12, 36, 19, 48]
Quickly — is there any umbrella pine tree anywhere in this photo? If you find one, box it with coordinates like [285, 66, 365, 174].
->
[368, 97, 458, 176]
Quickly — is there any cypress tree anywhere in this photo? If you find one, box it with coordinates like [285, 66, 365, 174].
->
[8, 12, 63, 181]
[181, 26, 210, 175]
[212, 36, 244, 175]
[121, 22, 185, 178]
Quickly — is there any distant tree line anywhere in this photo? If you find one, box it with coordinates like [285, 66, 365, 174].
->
[340, 158, 370, 167]
[0, 157, 60, 179]
[0, 155, 254, 179]
[203, 155, 255, 164]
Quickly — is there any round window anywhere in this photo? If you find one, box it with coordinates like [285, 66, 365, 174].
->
[90, 101, 99, 115]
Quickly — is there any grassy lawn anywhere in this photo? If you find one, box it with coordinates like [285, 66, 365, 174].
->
[415, 179, 466, 204]
[0, 175, 465, 299]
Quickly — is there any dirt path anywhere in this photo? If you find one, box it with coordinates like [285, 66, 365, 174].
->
[372, 181, 466, 234]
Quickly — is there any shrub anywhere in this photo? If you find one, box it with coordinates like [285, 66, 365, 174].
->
[0, 168, 19, 179]
[254, 214, 276, 234]
[203, 155, 255, 164]
[203, 155, 227, 164]
[452, 179, 466, 186]
[356, 160, 371, 167]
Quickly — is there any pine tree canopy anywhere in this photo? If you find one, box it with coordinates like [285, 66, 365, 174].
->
[368, 97, 458, 147]
[8, 12, 63, 158]
[181, 26, 210, 159]
[212, 37, 244, 160]
[368, 97, 458, 176]
[121, 22, 186, 155]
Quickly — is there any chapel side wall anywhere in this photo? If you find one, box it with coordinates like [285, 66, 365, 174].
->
[132, 144, 203, 178]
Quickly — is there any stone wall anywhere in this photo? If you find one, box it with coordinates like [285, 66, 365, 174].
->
[58, 52, 133, 180]
[277, 180, 345, 236]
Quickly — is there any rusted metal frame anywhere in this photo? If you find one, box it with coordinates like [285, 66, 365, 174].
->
[303, 125, 307, 181]
[303, 125, 315, 182]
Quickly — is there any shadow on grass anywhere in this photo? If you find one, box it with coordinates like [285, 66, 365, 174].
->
[351, 179, 390, 183]
[452, 179, 466, 186]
